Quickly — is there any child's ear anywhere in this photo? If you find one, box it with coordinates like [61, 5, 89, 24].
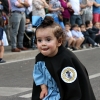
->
[57, 37, 62, 47]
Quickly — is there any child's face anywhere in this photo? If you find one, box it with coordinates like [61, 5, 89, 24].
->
[26, 18, 30, 23]
[80, 25, 86, 31]
[99, 23, 100, 28]
[73, 26, 78, 31]
[65, 25, 70, 31]
[88, 21, 93, 27]
[36, 27, 61, 57]
[94, 22, 100, 29]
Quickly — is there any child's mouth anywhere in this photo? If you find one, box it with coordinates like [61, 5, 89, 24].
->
[42, 48, 49, 51]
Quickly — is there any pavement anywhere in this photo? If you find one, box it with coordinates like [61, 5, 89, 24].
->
[4, 46, 39, 62]
[4, 45, 100, 62]
[0, 47, 100, 100]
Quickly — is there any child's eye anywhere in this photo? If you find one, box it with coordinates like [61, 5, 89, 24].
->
[37, 39, 42, 42]
[46, 38, 51, 41]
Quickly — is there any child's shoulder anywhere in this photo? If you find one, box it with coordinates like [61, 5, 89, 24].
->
[35, 53, 44, 61]
[59, 46, 76, 60]
[64, 48, 76, 58]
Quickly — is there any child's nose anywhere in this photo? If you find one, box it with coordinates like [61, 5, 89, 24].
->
[42, 40, 46, 45]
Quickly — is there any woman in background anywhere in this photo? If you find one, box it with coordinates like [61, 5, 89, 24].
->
[47, 0, 65, 28]
[59, 0, 71, 25]
[32, 0, 49, 18]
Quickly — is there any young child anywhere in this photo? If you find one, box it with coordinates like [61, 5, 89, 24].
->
[64, 22, 77, 50]
[86, 20, 100, 44]
[71, 24, 85, 49]
[32, 16, 96, 100]
[0, 17, 6, 63]
[24, 17, 36, 49]
[80, 24, 98, 48]
[85, 20, 97, 41]
[93, 22, 100, 44]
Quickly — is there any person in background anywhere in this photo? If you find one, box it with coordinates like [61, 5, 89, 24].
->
[1, 0, 11, 45]
[85, 20, 100, 43]
[26, 0, 32, 22]
[32, 0, 50, 27]
[85, 20, 96, 40]
[99, 22, 100, 30]
[69, 0, 82, 26]
[92, 22, 100, 45]
[64, 22, 78, 50]
[1, 0, 9, 15]
[0, 17, 6, 63]
[24, 17, 37, 49]
[10, 0, 30, 52]
[80, 24, 99, 48]
[0, 0, 3, 15]
[59, 0, 71, 25]
[80, 0, 93, 24]
[32, 0, 49, 18]
[93, 0, 100, 23]
[71, 24, 84, 49]
[48, 0, 65, 28]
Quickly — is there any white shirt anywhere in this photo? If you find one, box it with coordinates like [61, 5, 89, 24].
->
[26, 0, 32, 14]
[69, 0, 80, 15]
[71, 30, 84, 38]
[65, 30, 73, 37]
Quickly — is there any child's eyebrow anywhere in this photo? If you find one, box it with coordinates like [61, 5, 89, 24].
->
[46, 36, 52, 38]
[37, 36, 52, 38]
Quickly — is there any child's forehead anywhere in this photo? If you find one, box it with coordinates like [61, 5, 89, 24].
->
[36, 28, 54, 36]
[81, 25, 85, 27]
[95, 22, 99, 25]
[74, 26, 78, 28]
[65, 24, 70, 27]
[65, 25, 71, 27]
[37, 27, 54, 33]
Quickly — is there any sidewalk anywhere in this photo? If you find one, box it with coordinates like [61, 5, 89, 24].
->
[4, 45, 100, 62]
[4, 46, 39, 62]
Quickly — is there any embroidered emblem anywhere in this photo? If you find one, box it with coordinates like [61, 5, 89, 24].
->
[61, 67, 77, 83]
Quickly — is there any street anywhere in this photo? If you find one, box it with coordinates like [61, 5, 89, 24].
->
[0, 47, 100, 100]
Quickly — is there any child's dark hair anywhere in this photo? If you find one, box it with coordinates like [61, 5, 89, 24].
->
[65, 22, 71, 27]
[71, 24, 78, 30]
[0, 16, 4, 27]
[85, 20, 90, 27]
[35, 16, 66, 45]
[80, 24, 86, 27]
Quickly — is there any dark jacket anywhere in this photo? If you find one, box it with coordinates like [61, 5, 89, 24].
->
[92, 27, 99, 34]
[87, 27, 99, 35]
[32, 45, 96, 100]
[81, 31, 90, 36]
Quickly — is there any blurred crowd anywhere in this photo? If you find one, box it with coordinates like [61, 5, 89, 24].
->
[0, 0, 100, 53]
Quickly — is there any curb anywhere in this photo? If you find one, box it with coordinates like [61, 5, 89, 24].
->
[3, 46, 100, 62]
[4, 49, 39, 62]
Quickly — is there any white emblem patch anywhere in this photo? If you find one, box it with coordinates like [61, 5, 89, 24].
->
[61, 67, 77, 83]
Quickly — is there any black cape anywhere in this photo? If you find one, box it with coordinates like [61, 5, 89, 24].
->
[32, 45, 96, 100]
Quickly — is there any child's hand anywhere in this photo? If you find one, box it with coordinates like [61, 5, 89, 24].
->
[77, 27, 81, 32]
[40, 85, 48, 99]
[17, 0, 24, 4]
